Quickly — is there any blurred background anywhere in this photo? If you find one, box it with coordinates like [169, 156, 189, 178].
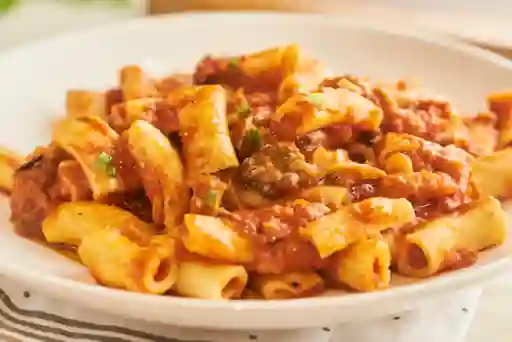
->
[0, 1, 511, 341]
[0, 0, 511, 56]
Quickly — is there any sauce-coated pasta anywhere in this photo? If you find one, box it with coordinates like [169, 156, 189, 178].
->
[4, 44, 510, 299]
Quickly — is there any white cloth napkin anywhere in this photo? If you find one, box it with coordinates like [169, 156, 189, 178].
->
[0, 275, 481, 342]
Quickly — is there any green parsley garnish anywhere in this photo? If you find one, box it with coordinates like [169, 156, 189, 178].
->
[98, 151, 112, 164]
[108, 166, 117, 178]
[96, 152, 117, 177]
[227, 58, 239, 69]
[204, 190, 217, 207]
[246, 128, 262, 148]
[237, 101, 251, 118]
[307, 93, 325, 109]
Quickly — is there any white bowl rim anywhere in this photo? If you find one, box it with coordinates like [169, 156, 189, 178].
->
[1, 11, 511, 312]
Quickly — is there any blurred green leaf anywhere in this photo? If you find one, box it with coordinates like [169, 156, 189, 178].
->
[62, 0, 131, 6]
[0, 0, 131, 14]
[0, 0, 18, 13]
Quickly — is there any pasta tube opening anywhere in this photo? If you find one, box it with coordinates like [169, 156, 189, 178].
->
[250, 271, 325, 299]
[134, 236, 179, 294]
[397, 197, 507, 277]
[154, 259, 173, 282]
[78, 230, 178, 294]
[405, 242, 429, 270]
[330, 238, 391, 292]
[222, 276, 248, 299]
[174, 262, 248, 300]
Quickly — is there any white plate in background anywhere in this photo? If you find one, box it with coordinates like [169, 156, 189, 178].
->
[318, 1, 512, 49]
[0, 13, 511, 330]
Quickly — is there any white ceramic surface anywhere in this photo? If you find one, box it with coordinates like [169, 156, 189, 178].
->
[0, 13, 511, 330]
[324, 2, 512, 49]
[0, 0, 144, 50]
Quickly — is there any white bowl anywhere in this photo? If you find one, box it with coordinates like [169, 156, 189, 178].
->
[0, 13, 511, 330]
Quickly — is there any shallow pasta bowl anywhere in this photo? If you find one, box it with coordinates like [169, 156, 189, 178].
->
[0, 13, 512, 330]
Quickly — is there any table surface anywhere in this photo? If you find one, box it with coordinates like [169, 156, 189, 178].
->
[0, 4, 511, 341]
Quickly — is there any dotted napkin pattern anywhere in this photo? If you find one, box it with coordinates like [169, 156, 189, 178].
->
[0, 275, 482, 342]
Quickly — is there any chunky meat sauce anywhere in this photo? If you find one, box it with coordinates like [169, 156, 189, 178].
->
[9, 47, 503, 287]
[221, 201, 330, 274]
[238, 142, 319, 199]
[10, 147, 67, 239]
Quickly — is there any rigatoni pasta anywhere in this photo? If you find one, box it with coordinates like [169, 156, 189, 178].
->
[78, 229, 178, 294]
[66, 90, 107, 120]
[5, 44, 511, 300]
[52, 116, 126, 200]
[123, 120, 189, 231]
[174, 262, 248, 299]
[396, 197, 507, 278]
[42, 202, 157, 246]
[182, 214, 253, 263]
[250, 271, 325, 299]
[300, 197, 415, 258]
[271, 87, 383, 140]
[119, 65, 159, 101]
[471, 148, 512, 200]
[329, 238, 391, 292]
[179, 85, 239, 177]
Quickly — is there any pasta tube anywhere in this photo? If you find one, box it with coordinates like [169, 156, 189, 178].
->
[119, 65, 159, 100]
[250, 271, 325, 299]
[382, 229, 399, 265]
[182, 214, 253, 263]
[124, 120, 189, 231]
[465, 117, 498, 156]
[179, 85, 239, 176]
[66, 90, 107, 119]
[383, 153, 414, 174]
[278, 52, 325, 103]
[311, 147, 349, 173]
[109, 97, 182, 134]
[238, 44, 298, 78]
[194, 44, 303, 91]
[43, 202, 157, 246]
[54, 160, 91, 201]
[78, 230, 178, 294]
[396, 196, 507, 277]
[326, 162, 386, 180]
[300, 197, 415, 258]
[299, 186, 350, 210]
[312, 146, 385, 183]
[377, 133, 423, 166]
[174, 262, 248, 299]
[52, 116, 125, 200]
[471, 148, 512, 199]
[271, 87, 382, 140]
[0, 147, 24, 193]
[487, 91, 512, 148]
[330, 238, 391, 292]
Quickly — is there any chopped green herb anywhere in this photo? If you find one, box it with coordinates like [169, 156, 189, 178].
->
[96, 152, 117, 178]
[307, 93, 325, 109]
[246, 128, 262, 148]
[204, 190, 217, 207]
[98, 152, 112, 164]
[227, 58, 239, 68]
[107, 165, 117, 178]
[237, 101, 251, 118]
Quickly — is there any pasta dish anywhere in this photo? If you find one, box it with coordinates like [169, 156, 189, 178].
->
[1, 44, 511, 300]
